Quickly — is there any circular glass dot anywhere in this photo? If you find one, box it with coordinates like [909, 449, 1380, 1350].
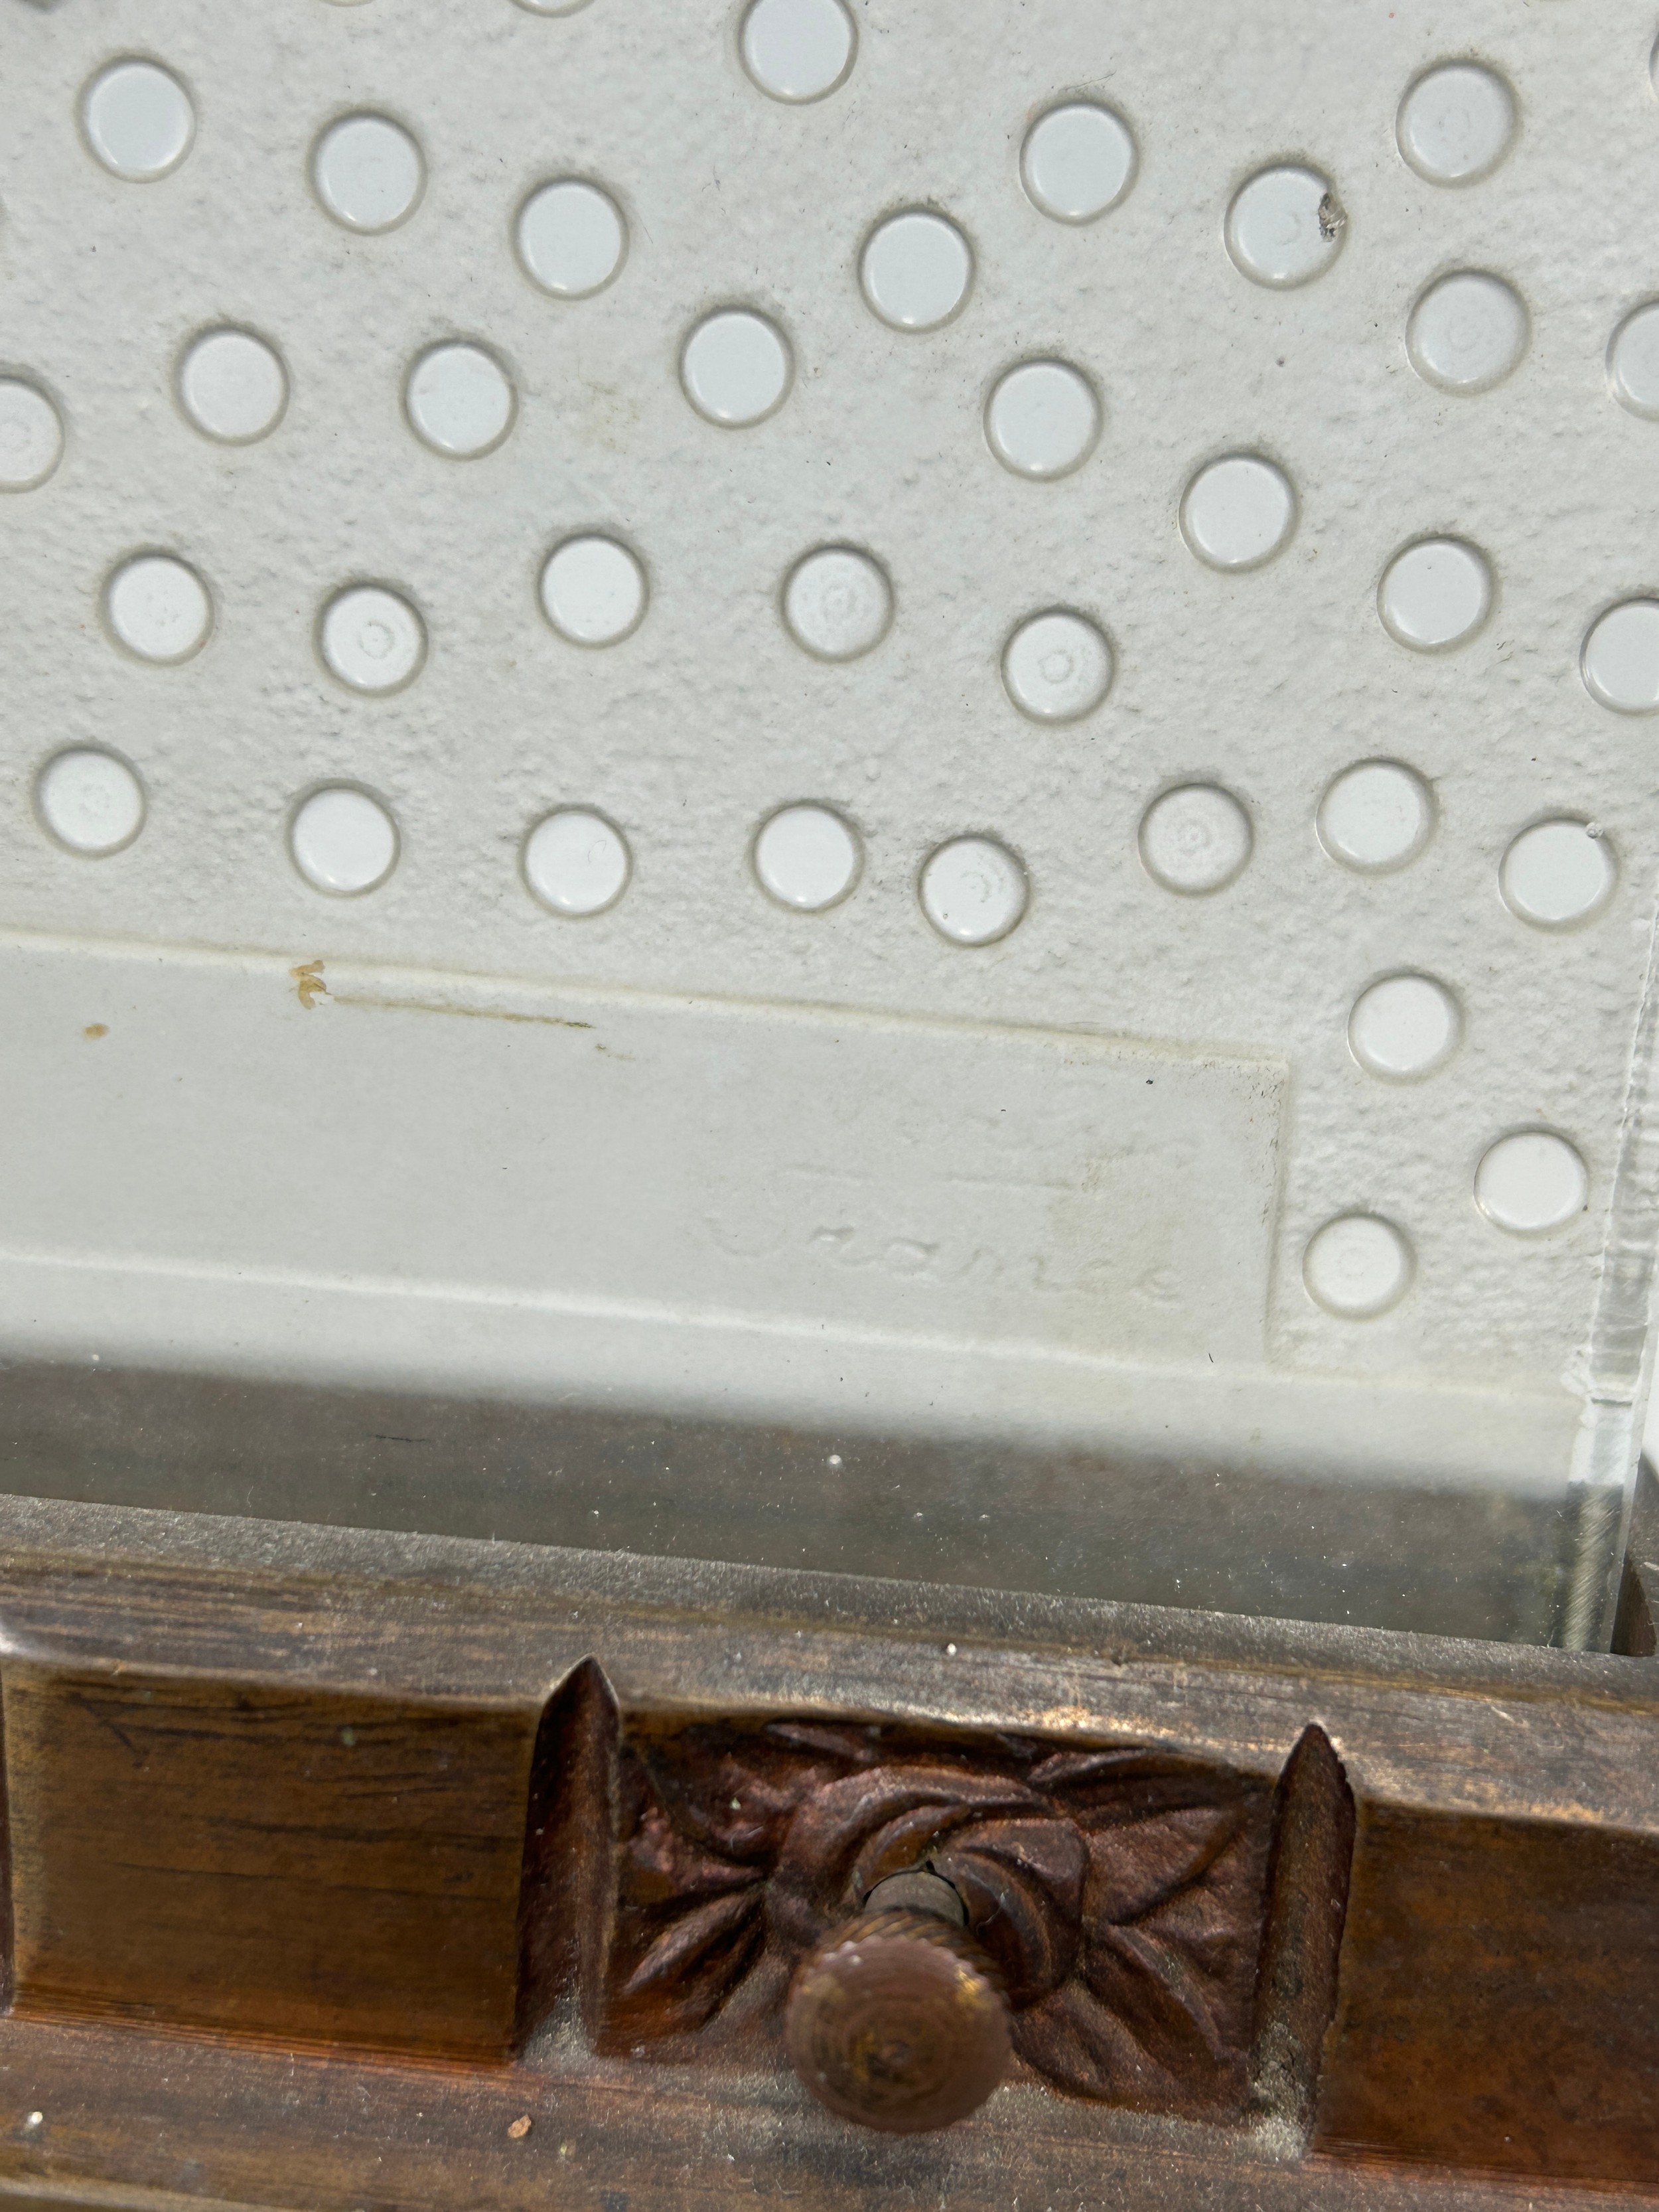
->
[1475, 1130, 1588, 1236]
[1020, 102, 1137, 223]
[524, 808, 631, 917]
[319, 585, 425, 694]
[920, 837, 1028, 946]
[1303, 1215, 1412, 1319]
[35, 749, 145, 856]
[739, 0, 855, 102]
[1582, 599, 1659, 713]
[1397, 63, 1517, 186]
[1406, 271, 1528, 394]
[1608, 303, 1659, 420]
[1179, 453, 1297, 572]
[985, 360, 1101, 480]
[540, 535, 647, 646]
[1225, 165, 1344, 288]
[104, 553, 211, 664]
[1317, 760, 1435, 873]
[782, 546, 892, 661]
[859, 210, 974, 332]
[403, 342, 515, 458]
[290, 786, 398, 897]
[311, 113, 425, 234]
[82, 59, 194, 181]
[1377, 538, 1493, 652]
[516, 178, 627, 299]
[176, 329, 288, 445]
[754, 804, 862, 911]
[1138, 785, 1252, 895]
[0, 380, 64, 490]
[1500, 820, 1617, 930]
[1001, 611, 1113, 723]
[679, 309, 792, 428]
[1407, 63, 1522, 186]
[1348, 973, 1461, 1081]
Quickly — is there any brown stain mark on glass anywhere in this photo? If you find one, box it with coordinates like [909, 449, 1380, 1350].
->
[290, 960, 328, 1010]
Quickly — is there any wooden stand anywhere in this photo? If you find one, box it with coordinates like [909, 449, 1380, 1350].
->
[0, 1485, 1654, 2209]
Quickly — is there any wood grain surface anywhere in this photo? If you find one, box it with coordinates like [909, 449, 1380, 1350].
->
[5, 1667, 536, 2057]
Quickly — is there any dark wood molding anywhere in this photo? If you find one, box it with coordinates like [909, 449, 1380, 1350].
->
[0, 1495, 1654, 2206]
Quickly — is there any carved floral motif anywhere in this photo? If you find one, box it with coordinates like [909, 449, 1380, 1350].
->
[600, 1720, 1275, 2117]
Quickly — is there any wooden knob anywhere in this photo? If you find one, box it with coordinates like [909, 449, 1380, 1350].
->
[784, 1903, 1011, 2133]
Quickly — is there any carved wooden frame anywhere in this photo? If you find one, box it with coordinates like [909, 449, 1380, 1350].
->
[0, 1491, 1654, 2209]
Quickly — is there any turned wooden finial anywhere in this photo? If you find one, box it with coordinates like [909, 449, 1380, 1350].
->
[783, 1873, 1010, 2133]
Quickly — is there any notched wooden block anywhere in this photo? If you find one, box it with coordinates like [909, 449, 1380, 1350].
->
[1316, 1805, 1659, 2185]
[3, 1664, 540, 2059]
